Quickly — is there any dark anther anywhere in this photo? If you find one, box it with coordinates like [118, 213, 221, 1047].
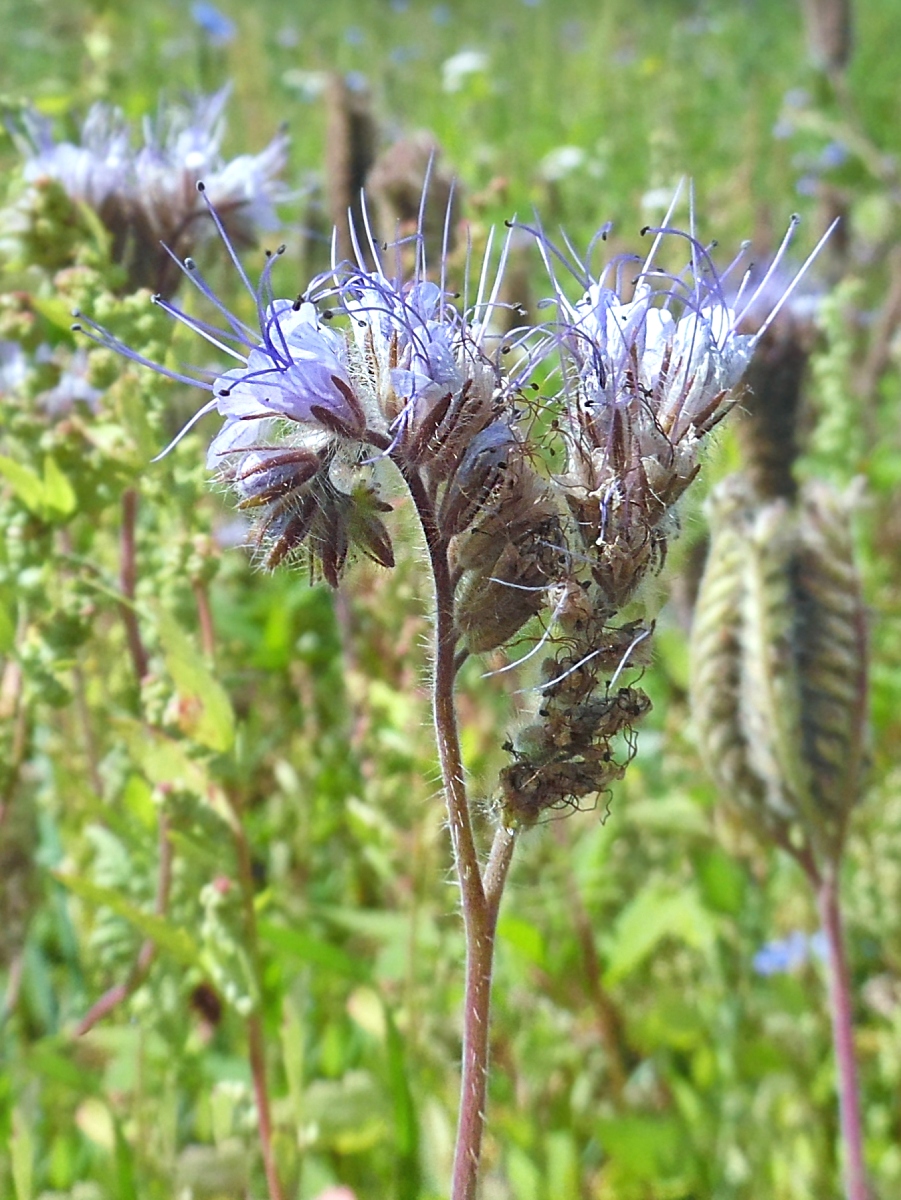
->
[71, 322, 82, 332]
[321, 310, 333, 320]
[196, 181, 206, 193]
[217, 388, 231, 397]
[185, 257, 197, 270]
[640, 225, 650, 236]
[265, 249, 273, 258]
[504, 219, 514, 228]
[277, 244, 286, 255]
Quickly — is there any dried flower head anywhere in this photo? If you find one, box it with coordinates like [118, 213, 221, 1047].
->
[690, 474, 867, 864]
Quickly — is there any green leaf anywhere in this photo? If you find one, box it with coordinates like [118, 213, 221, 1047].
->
[603, 883, 716, 984]
[384, 1005, 419, 1196]
[156, 611, 235, 753]
[258, 920, 367, 980]
[0, 600, 14, 654]
[117, 719, 226, 815]
[31, 295, 81, 334]
[54, 873, 199, 966]
[27, 1041, 99, 1092]
[42, 456, 76, 516]
[597, 1114, 687, 1180]
[627, 793, 709, 836]
[10, 1107, 34, 1200]
[694, 847, 747, 916]
[497, 913, 546, 968]
[303, 1071, 387, 1153]
[0, 456, 45, 515]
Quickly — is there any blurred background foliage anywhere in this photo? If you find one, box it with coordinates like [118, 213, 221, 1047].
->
[1, 0, 901, 1197]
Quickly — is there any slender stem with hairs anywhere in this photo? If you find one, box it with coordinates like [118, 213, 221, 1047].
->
[816, 865, 869, 1200]
[403, 462, 518, 1200]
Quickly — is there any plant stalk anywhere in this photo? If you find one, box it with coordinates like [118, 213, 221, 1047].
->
[404, 462, 518, 1200]
[816, 866, 869, 1200]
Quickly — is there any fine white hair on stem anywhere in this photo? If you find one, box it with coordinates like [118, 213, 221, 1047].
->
[480, 584, 572, 679]
[607, 624, 653, 691]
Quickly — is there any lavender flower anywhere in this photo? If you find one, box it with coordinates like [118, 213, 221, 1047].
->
[525, 191, 834, 610]
[8, 88, 287, 295]
[76, 196, 539, 585]
[78, 183, 830, 638]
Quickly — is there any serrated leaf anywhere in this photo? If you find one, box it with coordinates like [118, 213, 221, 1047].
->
[156, 611, 235, 753]
[42, 455, 76, 516]
[54, 872, 199, 966]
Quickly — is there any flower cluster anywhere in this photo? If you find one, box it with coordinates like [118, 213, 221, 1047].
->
[80, 188, 828, 821]
[7, 88, 287, 295]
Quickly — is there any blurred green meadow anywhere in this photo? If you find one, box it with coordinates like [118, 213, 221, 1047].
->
[2, 0, 901, 1197]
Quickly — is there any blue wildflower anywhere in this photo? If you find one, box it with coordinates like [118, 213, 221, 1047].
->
[753, 931, 826, 976]
[191, 2, 236, 46]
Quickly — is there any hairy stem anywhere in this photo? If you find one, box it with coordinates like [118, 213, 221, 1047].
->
[401, 462, 518, 1200]
[452, 825, 516, 1200]
[816, 866, 869, 1200]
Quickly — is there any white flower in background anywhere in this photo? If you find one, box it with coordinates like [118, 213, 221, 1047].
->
[441, 49, 489, 93]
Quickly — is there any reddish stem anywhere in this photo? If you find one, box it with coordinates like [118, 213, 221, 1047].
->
[401, 462, 518, 1200]
[816, 868, 869, 1200]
